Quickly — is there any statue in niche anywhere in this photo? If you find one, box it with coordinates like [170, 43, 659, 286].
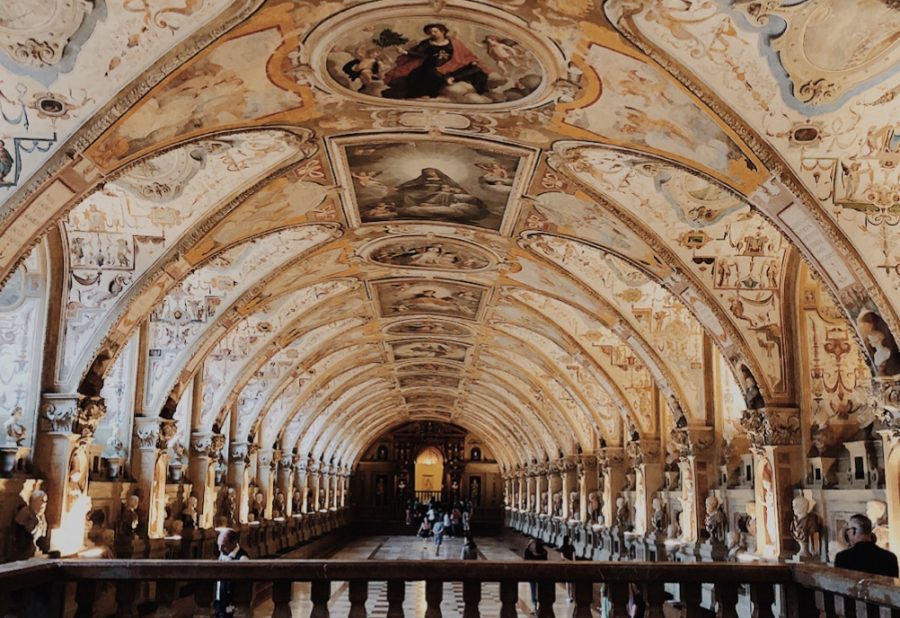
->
[615, 495, 630, 529]
[272, 491, 286, 518]
[568, 491, 579, 520]
[867, 500, 890, 549]
[790, 495, 821, 559]
[633, 467, 647, 534]
[704, 495, 727, 544]
[12, 489, 48, 559]
[651, 497, 667, 534]
[667, 509, 681, 541]
[292, 489, 302, 515]
[587, 492, 602, 525]
[120, 494, 141, 537]
[678, 463, 697, 542]
[726, 530, 746, 560]
[760, 463, 777, 547]
[742, 501, 757, 537]
[181, 494, 199, 529]
[221, 487, 236, 525]
[251, 490, 265, 520]
[4, 406, 26, 446]
[550, 491, 562, 517]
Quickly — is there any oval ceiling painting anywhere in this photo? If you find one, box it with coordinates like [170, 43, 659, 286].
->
[366, 236, 494, 271]
[384, 318, 474, 338]
[325, 17, 543, 104]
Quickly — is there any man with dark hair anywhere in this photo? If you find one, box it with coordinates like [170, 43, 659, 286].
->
[215, 528, 250, 617]
[834, 514, 898, 577]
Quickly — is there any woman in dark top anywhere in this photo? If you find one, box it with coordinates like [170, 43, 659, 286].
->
[524, 538, 548, 611]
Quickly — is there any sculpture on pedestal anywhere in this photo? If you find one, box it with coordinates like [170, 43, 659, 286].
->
[181, 494, 199, 529]
[704, 495, 727, 543]
[12, 489, 48, 559]
[568, 491, 579, 520]
[221, 487, 237, 525]
[292, 489, 302, 515]
[867, 499, 889, 549]
[651, 497, 667, 534]
[551, 491, 562, 517]
[587, 492, 602, 525]
[790, 495, 821, 559]
[4, 406, 26, 445]
[615, 495, 630, 529]
[120, 494, 141, 537]
[251, 490, 265, 521]
[273, 491, 286, 518]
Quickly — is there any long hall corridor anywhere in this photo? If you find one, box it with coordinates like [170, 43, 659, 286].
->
[254, 534, 587, 617]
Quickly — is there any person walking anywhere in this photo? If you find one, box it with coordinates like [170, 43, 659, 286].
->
[433, 516, 445, 554]
[559, 535, 576, 602]
[835, 513, 898, 577]
[214, 528, 250, 618]
[524, 538, 548, 613]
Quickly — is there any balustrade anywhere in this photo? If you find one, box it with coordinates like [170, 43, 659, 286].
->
[1, 558, 898, 618]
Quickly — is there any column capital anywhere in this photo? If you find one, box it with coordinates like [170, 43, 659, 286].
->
[626, 438, 661, 467]
[39, 394, 106, 441]
[279, 453, 294, 469]
[579, 454, 598, 469]
[229, 441, 249, 462]
[191, 432, 225, 458]
[134, 417, 178, 450]
[597, 446, 625, 469]
[739, 407, 800, 451]
[669, 425, 716, 458]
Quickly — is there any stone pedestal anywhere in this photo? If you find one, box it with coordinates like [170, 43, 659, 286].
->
[699, 539, 728, 562]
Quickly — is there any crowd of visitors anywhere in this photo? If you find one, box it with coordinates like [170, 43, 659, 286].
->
[409, 498, 476, 555]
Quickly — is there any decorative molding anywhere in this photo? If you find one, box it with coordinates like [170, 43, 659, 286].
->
[0, 0, 95, 69]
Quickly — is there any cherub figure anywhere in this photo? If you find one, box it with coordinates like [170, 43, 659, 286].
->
[482, 35, 525, 73]
[342, 47, 382, 91]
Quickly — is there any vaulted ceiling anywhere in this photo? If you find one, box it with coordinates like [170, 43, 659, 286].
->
[0, 0, 896, 470]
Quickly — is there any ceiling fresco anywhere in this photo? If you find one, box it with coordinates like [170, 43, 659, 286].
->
[0, 0, 898, 473]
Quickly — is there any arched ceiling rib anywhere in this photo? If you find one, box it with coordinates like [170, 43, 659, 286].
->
[1, 0, 896, 470]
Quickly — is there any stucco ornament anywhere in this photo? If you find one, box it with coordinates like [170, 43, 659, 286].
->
[0, 0, 94, 68]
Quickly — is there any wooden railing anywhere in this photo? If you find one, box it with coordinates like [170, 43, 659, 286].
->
[1, 558, 898, 618]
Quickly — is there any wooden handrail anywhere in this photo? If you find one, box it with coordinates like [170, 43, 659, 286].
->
[49, 559, 794, 583]
[3, 559, 900, 617]
[790, 563, 900, 607]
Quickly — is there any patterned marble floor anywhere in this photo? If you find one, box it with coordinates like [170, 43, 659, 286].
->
[253, 534, 596, 617]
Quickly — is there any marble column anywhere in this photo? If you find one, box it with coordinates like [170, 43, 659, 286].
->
[561, 456, 578, 519]
[535, 466, 547, 515]
[877, 379, 900, 564]
[599, 448, 626, 527]
[227, 442, 250, 524]
[132, 417, 176, 539]
[526, 473, 536, 512]
[277, 454, 294, 516]
[256, 448, 277, 520]
[297, 461, 310, 513]
[35, 394, 106, 554]
[310, 464, 322, 511]
[739, 407, 803, 560]
[578, 455, 598, 524]
[188, 432, 225, 529]
[547, 464, 562, 516]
